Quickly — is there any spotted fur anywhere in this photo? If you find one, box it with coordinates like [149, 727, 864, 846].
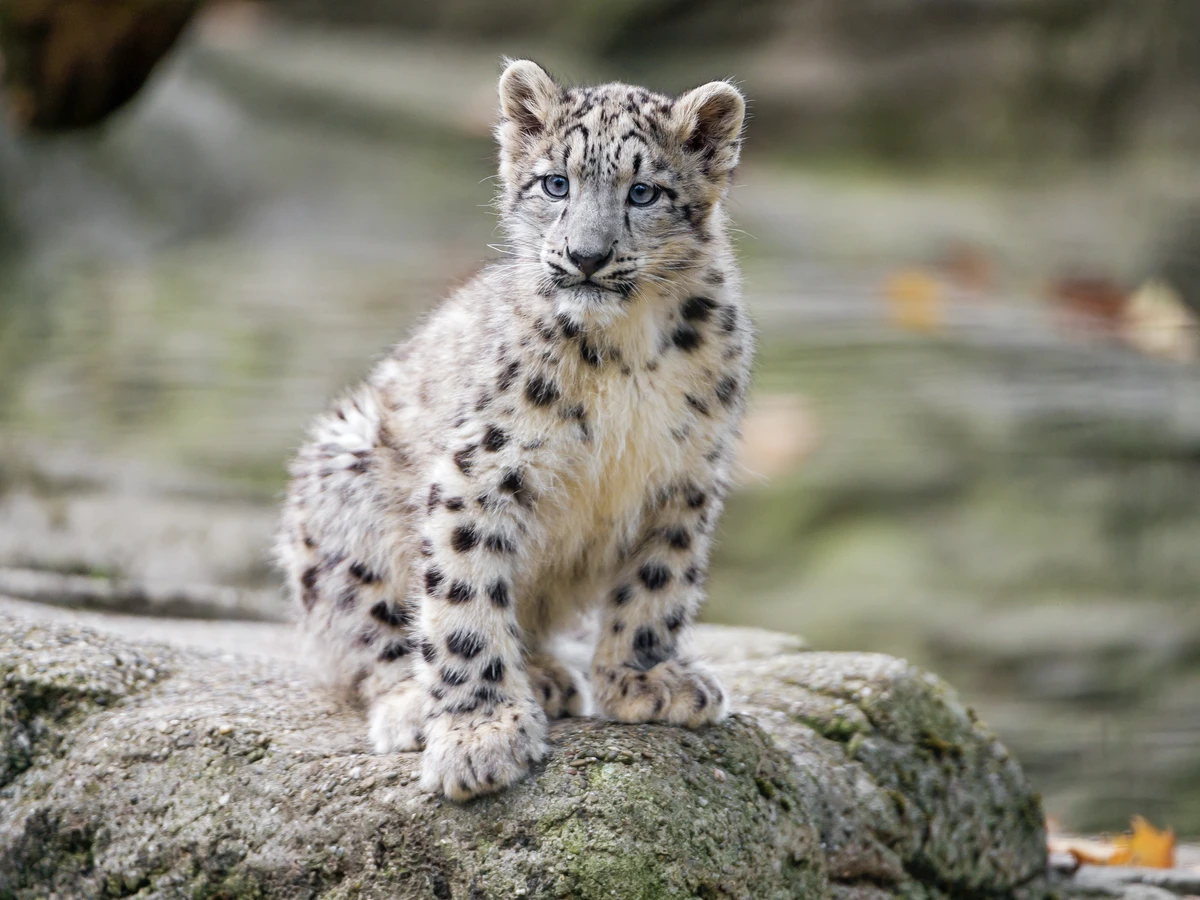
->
[277, 59, 751, 802]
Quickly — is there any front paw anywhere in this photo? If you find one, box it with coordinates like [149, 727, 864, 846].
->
[593, 659, 727, 728]
[420, 698, 547, 802]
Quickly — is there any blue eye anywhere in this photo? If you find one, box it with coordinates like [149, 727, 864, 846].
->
[628, 183, 660, 206]
[542, 175, 569, 198]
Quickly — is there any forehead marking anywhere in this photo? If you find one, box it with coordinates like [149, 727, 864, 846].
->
[517, 175, 541, 200]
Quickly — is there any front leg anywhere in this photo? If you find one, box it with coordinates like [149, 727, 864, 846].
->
[592, 479, 727, 728]
[412, 452, 548, 802]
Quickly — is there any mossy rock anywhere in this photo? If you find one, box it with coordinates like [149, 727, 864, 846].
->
[0, 615, 1047, 899]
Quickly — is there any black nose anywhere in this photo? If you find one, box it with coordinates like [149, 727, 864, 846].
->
[568, 247, 614, 279]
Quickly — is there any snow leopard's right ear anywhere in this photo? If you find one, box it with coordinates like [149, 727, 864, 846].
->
[497, 59, 560, 142]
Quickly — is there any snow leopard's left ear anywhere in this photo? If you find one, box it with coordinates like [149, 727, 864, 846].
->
[671, 81, 745, 177]
[497, 59, 560, 144]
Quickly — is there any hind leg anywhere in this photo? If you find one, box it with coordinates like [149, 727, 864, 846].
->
[525, 651, 589, 718]
[368, 680, 427, 752]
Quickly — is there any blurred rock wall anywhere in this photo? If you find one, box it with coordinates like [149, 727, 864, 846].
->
[275, 0, 1200, 161]
[3, 0, 1200, 159]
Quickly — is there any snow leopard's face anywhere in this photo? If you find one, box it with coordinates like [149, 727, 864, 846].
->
[495, 61, 744, 318]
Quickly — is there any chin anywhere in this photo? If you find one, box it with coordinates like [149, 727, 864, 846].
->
[555, 284, 629, 325]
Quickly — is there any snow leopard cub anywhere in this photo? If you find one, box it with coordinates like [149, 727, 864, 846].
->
[278, 59, 752, 801]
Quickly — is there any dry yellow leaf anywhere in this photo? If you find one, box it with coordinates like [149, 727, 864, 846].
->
[1112, 816, 1176, 869]
[883, 269, 943, 333]
[1047, 816, 1175, 869]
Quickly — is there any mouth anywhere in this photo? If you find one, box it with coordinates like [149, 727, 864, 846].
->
[548, 272, 635, 301]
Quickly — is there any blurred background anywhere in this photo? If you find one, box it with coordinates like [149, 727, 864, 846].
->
[1, 0, 1199, 837]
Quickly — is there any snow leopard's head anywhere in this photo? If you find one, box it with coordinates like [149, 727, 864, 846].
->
[495, 60, 744, 318]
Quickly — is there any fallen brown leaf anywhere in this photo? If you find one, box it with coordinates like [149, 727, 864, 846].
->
[939, 242, 995, 293]
[1048, 276, 1128, 335]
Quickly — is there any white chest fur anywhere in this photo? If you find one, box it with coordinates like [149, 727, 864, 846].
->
[531, 300, 736, 583]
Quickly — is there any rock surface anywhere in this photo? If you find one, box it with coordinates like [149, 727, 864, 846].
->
[0, 612, 1047, 899]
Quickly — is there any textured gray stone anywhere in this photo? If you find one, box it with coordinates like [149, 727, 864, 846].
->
[0, 612, 1047, 899]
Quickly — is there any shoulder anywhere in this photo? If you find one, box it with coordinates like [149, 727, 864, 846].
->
[367, 266, 534, 400]
[387, 265, 523, 352]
